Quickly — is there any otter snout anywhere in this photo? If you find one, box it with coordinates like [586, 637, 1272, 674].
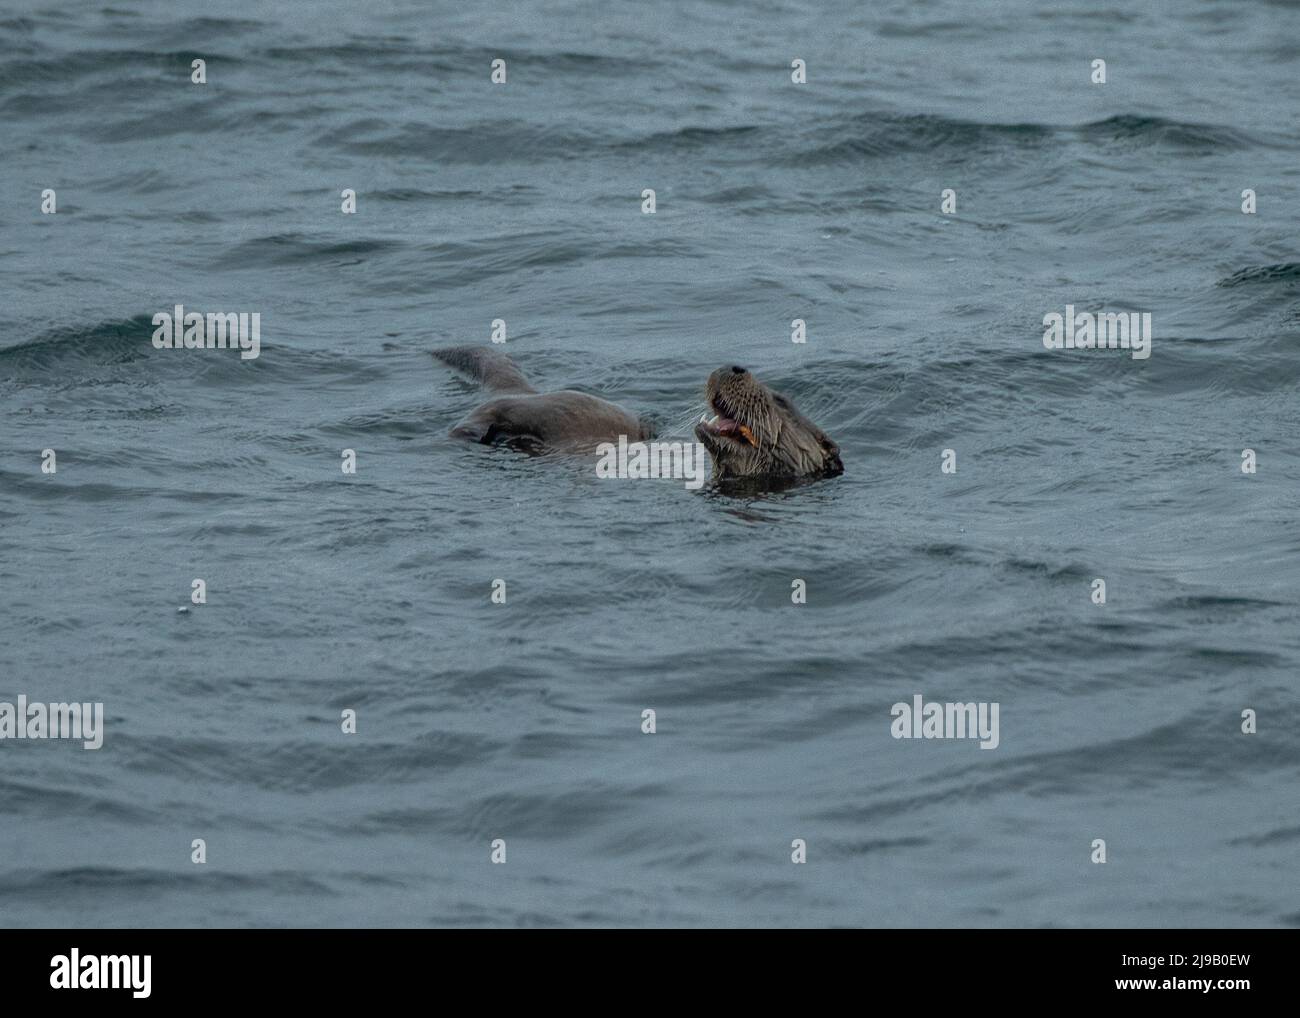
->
[707, 365, 746, 388]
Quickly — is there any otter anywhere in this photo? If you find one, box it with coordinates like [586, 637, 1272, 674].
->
[433, 346, 652, 450]
[693, 364, 842, 482]
[434, 346, 842, 484]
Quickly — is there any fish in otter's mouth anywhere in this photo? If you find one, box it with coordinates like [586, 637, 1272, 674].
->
[698, 398, 759, 448]
[694, 364, 843, 482]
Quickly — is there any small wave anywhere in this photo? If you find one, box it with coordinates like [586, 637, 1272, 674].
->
[789, 110, 1261, 168]
[0, 866, 331, 898]
[213, 233, 405, 269]
[1216, 262, 1300, 287]
[314, 118, 601, 164]
[0, 314, 154, 369]
[0, 49, 245, 93]
[0, 313, 391, 392]
[1158, 594, 1288, 610]
[1228, 826, 1300, 848]
[263, 44, 657, 75]
[612, 124, 763, 155]
[1077, 114, 1260, 152]
[796, 111, 1054, 165]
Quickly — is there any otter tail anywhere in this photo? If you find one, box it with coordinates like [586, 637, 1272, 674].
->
[432, 345, 537, 394]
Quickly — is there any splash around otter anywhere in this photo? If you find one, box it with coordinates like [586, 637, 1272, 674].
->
[434, 345, 842, 487]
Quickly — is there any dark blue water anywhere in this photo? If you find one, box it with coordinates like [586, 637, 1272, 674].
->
[2, 0, 1298, 927]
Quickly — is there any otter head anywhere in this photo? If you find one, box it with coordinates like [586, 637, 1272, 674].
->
[693, 365, 843, 484]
